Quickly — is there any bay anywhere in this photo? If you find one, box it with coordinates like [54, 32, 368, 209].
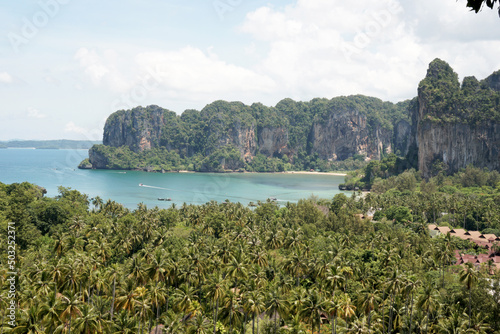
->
[0, 148, 349, 209]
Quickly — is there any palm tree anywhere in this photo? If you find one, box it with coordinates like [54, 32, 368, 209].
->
[325, 295, 340, 334]
[59, 292, 82, 334]
[111, 310, 137, 334]
[106, 263, 120, 320]
[72, 304, 106, 333]
[11, 305, 45, 334]
[284, 248, 307, 287]
[338, 293, 356, 329]
[243, 289, 265, 334]
[134, 286, 152, 334]
[416, 284, 439, 334]
[174, 283, 199, 316]
[459, 262, 479, 329]
[283, 313, 306, 334]
[38, 292, 62, 333]
[115, 280, 140, 313]
[325, 266, 344, 298]
[205, 273, 226, 334]
[385, 270, 403, 334]
[221, 287, 243, 334]
[226, 252, 248, 289]
[187, 314, 212, 334]
[300, 289, 326, 334]
[148, 282, 167, 334]
[128, 255, 147, 286]
[359, 288, 380, 330]
[265, 287, 289, 334]
[402, 276, 420, 334]
[433, 303, 469, 334]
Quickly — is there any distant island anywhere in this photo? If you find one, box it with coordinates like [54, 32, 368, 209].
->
[80, 58, 500, 176]
[1, 139, 101, 150]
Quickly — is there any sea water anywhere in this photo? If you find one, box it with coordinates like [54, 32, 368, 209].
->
[0, 149, 348, 209]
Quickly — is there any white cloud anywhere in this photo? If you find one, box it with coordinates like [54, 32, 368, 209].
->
[64, 121, 103, 140]
[64, 121, 88, 135]
[136, 47, 275, 95]
[74, 46, 277, 112]
[27, 107, 46, 119]
[69, 0, 500, 117]
[238, 0, 500, 103]
[74, 48, 131, 92]
[0, 72, 13, 84]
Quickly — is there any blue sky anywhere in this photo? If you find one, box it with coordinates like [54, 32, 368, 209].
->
[1, 0, 500, 140]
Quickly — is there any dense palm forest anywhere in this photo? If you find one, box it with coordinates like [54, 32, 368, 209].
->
[1, 173, 500, 333]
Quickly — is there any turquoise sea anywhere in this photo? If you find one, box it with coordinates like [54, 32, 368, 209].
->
[0, 149, 349, 209]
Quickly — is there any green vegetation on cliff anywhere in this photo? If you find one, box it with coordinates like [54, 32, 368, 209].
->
[86, 95, 412, 172]
[89, 144, 368, 172]
[418, 58, 500, 124]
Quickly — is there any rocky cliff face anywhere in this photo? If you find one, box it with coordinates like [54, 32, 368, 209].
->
[103, 105, 173, 152]
[416, 59, 500, 177]
[310, 110, 392, 161]
[88, 146, 109, 169]
[257, 127, 289, 157]
[417, 119, 500, 177]
[87, 59, 500, 175]
[393, 120, 412, 156]
[92, 98, 408, 170]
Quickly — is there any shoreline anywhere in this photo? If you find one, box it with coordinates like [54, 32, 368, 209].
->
[82, 166, 348, 176]
[177, 170, 347, 176]
[284, 171, 347, 176]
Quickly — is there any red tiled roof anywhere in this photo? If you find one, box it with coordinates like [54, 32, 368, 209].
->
[463, 258, 477, 264]
[466, 231, 482, 238]
[437, 226, 451, 234]
[428, 224, 437, 230]
[475, 240, 491, 248]
[477, 254, 490, 263]
[451, 228, 466, 235]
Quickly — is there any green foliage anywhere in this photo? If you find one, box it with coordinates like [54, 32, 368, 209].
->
[465, 0, 500, 14]
[2, 180, 500, 333]
[88, 93, 414, 172]
[419, 58, 500, 124]
[340, 154, 414, 190]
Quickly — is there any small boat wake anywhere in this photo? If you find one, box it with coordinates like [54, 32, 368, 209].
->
[139, 184, 170, 190]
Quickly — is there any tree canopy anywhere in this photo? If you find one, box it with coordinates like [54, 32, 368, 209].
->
[466, 0, 500, 15]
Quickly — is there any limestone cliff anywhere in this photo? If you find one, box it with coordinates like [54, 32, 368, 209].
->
[88, 96, 411, 170]
[417, 120, 500, 177]
[86, 59, 500, 175]
[310, 110, 392, 161]
[258, 127, 289, 157]
[416, 59, 500, 177]
[103, 105, 174, 152]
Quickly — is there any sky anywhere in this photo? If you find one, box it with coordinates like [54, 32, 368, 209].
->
[1, 0, 500, 141]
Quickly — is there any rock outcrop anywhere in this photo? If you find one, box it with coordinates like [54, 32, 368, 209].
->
[86, 59, 500, 175]
[416, 59, 500, 177]
[257, 127, 289, 157]
[89, 96, 412, 170]
[310, 110, 392, 161]
[417, 121, 500, 177]
[103, 105, 173, 152]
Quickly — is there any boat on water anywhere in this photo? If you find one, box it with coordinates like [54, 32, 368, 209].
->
[158, 198, 172, 201]
[139, 183, 143, 186]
